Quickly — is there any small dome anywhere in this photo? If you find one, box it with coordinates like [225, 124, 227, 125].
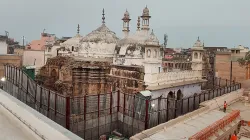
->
[142, 6, 150, 16]
[193, 37, 202, 47]
[61, 34, 82, 49]
[80, 24, 119, 44]
[122, 10, 130, 20]
[145, 30, 159, 46]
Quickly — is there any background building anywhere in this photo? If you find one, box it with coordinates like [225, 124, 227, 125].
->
[0, 35, 8, 54]
[0, 54, 22, 77]
[215, 45, 250, 82]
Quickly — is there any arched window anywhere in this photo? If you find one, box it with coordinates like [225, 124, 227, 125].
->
[147, 49, 151, 57]
[167, 91, 175, 99]
[194, 52, 198, 59]
[72, 46, 74, 51]
[154, 49, 157, 58]
[51, 69, 57, 79]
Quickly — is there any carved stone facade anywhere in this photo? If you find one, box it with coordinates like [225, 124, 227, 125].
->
[109, 65, 145, 93]
[39, 56, 111, 96]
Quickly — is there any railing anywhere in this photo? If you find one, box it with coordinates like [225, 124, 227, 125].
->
[189, 110, 240, 140]
[2, 64, 241, 139]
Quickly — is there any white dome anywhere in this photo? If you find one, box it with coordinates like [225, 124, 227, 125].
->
[193, 37, 203, 47]
[145, 30, 159, 46]
[142, 6, 150, 16]
[80, 24, 119, 44]
[115, 30, 160, 56]
[123, 10, 130, 20]
[61, 34, 82, 49]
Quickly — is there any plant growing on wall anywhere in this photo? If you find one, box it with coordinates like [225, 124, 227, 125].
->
[237, 51, 250, 68]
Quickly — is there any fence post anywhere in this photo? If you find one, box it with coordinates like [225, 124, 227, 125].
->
[110, 92, 112, 114]
[117, 90, 120, 112]
[181, 99, 183, 115]
[219, 78, 221, 87]
[212, 90, 214, 98]
[26, 78, 29, 104]
[54, 93, 57, 118]
[174, 99, 177, 118]
[47, 90, 50, 117]
[84, 95, 86, 139]
[18, 69, 21, 86]
[123, 94, 126, 114]
[166, 99, 169, 121]
[21, 69, 23, 91]
[39, 86, 42, 112]
[199, 93, 201, 104]
[15, 66, 17, 85]
[65, 96, 70, 130]
[34, 83, 37, 105]
[157, 97, 161, 125]
[98, 94, 100, 137]
[193, 95, 195, 110]
[145, 99, 149, 130]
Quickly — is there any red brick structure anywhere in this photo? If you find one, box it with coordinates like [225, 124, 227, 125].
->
[215, 52, 250, 82]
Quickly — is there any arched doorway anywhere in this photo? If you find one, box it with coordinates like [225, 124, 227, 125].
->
[51, 69, 57, 80]
[177, 89, 183, 100]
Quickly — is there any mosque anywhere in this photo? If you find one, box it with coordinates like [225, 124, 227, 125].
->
[40, 7, 206, 99]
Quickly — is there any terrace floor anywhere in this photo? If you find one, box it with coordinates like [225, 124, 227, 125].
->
[0, 106, 35, 140]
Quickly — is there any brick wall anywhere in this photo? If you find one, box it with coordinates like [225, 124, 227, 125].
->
[216, 53, 246, 82]
[0, 55, 22, 78]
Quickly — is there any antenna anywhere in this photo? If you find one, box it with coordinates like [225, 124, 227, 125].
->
[5, 31, 9, 37]
[164, 34, 168, 48]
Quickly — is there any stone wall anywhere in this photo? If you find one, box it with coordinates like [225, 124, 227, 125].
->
[109, 65, 144, 94]
[72, 67, 111, 96]
[215, 53, 247, 82]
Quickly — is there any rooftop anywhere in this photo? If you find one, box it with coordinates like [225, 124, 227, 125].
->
[0, 89, 83, 140]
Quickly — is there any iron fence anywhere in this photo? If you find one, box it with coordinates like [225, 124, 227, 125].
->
[2, 65, 241, 139]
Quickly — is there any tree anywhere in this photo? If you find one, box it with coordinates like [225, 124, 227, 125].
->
[237, 51, 250, 68]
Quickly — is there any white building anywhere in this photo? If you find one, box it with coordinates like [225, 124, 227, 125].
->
[112, 7, 206, 99]
[0, 36, 8, 54]
[58, 9, 119, 59]
[23, 50, 45, 74]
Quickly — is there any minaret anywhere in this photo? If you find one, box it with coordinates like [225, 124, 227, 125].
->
[141, 6, 151, 32]
[122, 9, 131, 37]
[77, 24, 80, 35]
[137, 16, 141, 31]
[102, 8, 105, 24]
[191, 37, 204, 76]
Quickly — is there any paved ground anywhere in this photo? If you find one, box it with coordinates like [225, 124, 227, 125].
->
[143, 110, 228, 140]
[0, 106, 35, 140]
[225, 100, 250, 121]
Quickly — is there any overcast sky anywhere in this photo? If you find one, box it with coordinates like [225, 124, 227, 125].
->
[0, 0, 250, 48]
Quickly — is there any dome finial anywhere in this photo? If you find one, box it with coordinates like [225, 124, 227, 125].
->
[102, 8, 105, 24]
[150, 29, 155, 35]
[137, 16, 140, 31]
[77, 24, 80, 34]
